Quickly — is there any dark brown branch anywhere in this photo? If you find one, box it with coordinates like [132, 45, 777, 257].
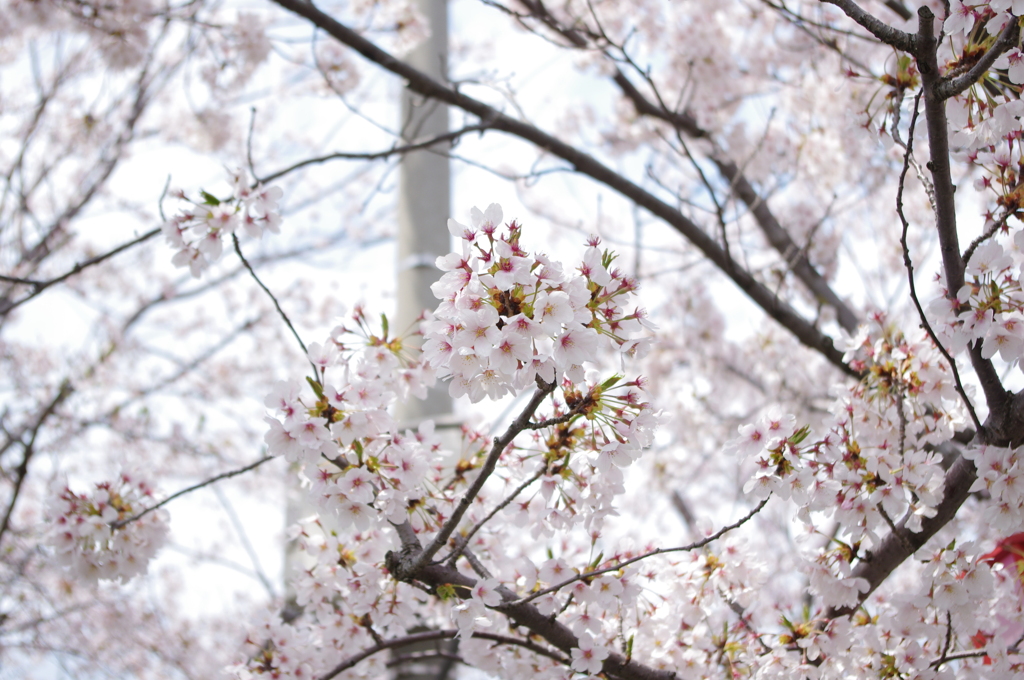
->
[884, 0, 912, 21]
[404, 561, 676, 680]
[231, 233, 319, 381]
[444, 463, 547, 567]
[318, 629, 569, 680]
[916, 6, 1009, 426]
[937, 20, 1021, 100]
[269, 0, 857, 377]
[820, 0, 916, 51]
[396, 378, 557, 578]
[825, 5, 1024, 620]
[827, 454, 978, 618]
[896, 91, 982, 432]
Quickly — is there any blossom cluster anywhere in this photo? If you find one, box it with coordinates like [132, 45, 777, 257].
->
[735, 318, 962, 607]
[424, 203, 653, 402]
[261, 207, 658, 536]
[45, 471, 168, 584]
[965, 443, 1024, 533]
[928, 238, 1024, 364]
[262, 307, 442, 533]
[237, 208, 660, 678]
[161, 169, 283, 278]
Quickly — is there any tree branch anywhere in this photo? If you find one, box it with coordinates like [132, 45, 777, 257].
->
[110, 456, 274, 529]
[937, 20, 1021, 100]
[613, 70, 861, 333]
[819, 0, 916, 51]
[0, 228, 160, 317]
[258, 124, 490, 185]
[396, 378, 557, 578]
[916, 6, 1009, 429]
[0, 379, 73, 546]
[269, 0, 858, 377]
[507, 497, 769, 608]
[318, 629, 569, 680]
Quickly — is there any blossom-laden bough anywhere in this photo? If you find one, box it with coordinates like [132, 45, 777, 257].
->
[17, 0, 1024, 677]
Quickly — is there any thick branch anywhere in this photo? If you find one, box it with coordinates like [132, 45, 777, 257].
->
[828, 454, 978, 617]
[916, 7, 1009, 423]
[269, 0, 857, 376]
[826, 9, 1024, 617]
[405, 561, 677, 680]
[319, 629, 569, 680]
[820, 0, 916, 51]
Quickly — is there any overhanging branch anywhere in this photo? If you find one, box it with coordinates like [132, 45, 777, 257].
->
[269, 0, 857, 377]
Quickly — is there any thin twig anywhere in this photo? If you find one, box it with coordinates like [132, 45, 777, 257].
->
[110, 456, 274, 529]
[444, 463, 548, 567]
[962, 211, 1011, 267]
[504, 496, 770, 608]
[896, 90, 982, 433]
[398, 378, 557, 577]
[258, 124, 490, 185]
[0, 380, 73, 546]
[231, 233, 319, 380]
[212, 485, 276, 598]
[0, 228, 160, 316]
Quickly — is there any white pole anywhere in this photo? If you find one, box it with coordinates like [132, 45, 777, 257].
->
[396, 0, 452, 425]
[393, 2, 457, 678]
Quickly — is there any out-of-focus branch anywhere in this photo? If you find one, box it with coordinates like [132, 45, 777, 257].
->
[0, 379, 73, 546]
[110, 456, 275, 529]
[503, 0, 861, 333]
[0, 228, 160, 316]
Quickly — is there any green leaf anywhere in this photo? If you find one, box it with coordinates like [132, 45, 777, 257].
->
[200, 190, 221, 206]
[789, 425, 812, 446]
[436, 584, 456, 601]
[306, 376, 325, 399]
[600, 374, 622, 390]
[381, 313, 389, 339]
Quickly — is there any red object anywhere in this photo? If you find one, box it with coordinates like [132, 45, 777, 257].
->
[980, 532, 1024, 576]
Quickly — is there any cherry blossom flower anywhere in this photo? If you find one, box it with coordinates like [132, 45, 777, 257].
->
[570, 634, 609, 675]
